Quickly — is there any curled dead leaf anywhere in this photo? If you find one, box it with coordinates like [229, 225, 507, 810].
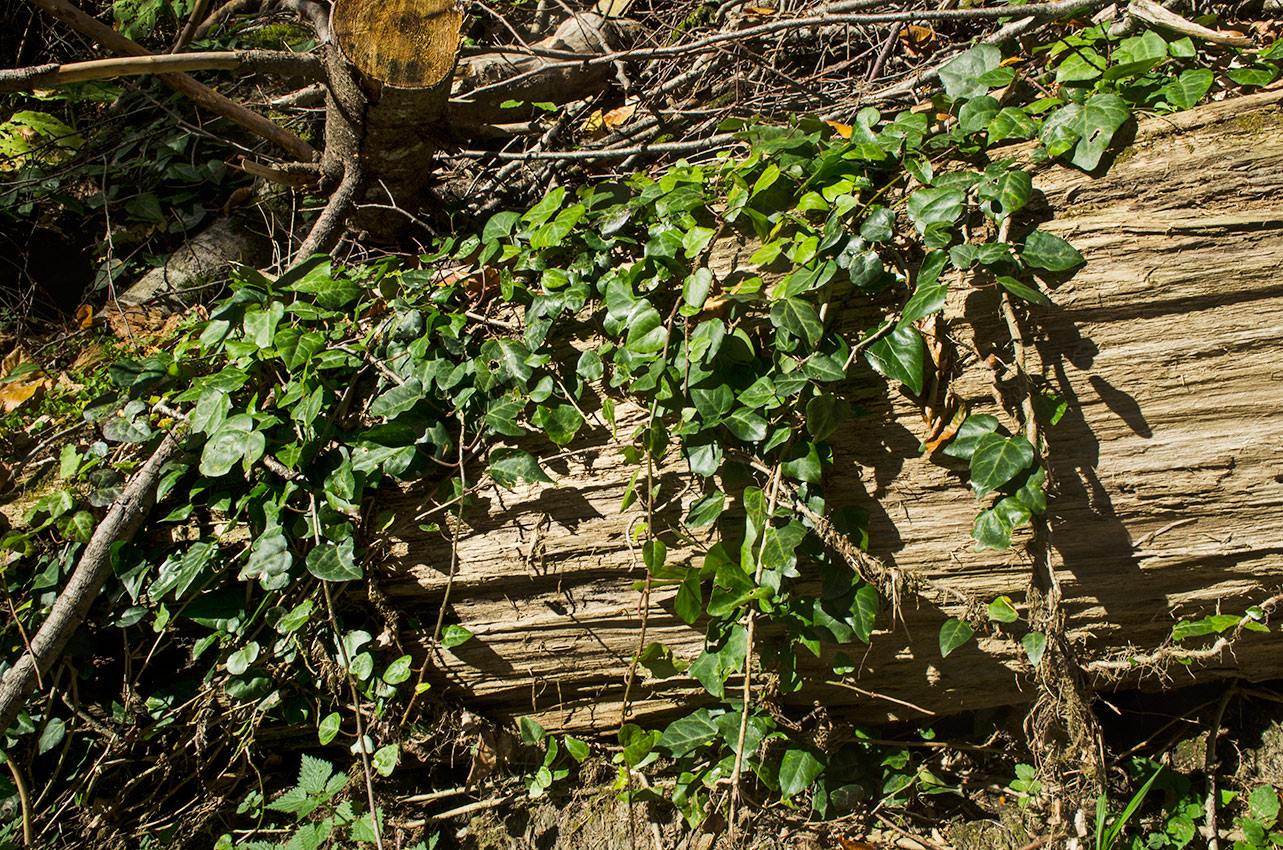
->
[825, 120, 853, 139]
[0, 348, 53, 415]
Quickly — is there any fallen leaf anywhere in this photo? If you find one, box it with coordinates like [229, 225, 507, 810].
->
[581, 109, 606, 135]
[825, 120, 853, 139]
[900, 24, 934, 44]
[76, 304, 94, 329]
[0, 348, 53, 415]
[745, 6, 777, 14]
[602, 102, 636, 129]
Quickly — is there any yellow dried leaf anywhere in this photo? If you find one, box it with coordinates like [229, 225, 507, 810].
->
[602, 103, 636, 129]
[581, 109, 606, 135]
[76, 304, 94, 329]
[745, 6, 776, 14]
[825, 120, 853, 139]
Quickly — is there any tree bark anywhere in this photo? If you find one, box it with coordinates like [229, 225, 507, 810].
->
[376, 87, 1283, 735]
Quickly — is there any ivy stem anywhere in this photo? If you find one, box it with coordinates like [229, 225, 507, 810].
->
[728, 462, 784, 842]
[312, 497, 384, 850]
[404, 416, 467, 726]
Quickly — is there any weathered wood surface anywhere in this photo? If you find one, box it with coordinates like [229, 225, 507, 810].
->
[379, 88, 1283, 735]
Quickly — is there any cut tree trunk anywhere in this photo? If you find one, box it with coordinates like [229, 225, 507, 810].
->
[378, 87, 1283, 736]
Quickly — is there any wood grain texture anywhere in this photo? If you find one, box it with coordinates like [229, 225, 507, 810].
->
[378, 88, 1283, 735]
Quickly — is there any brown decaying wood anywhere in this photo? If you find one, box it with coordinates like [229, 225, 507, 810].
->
[377, 88, 1283, 736]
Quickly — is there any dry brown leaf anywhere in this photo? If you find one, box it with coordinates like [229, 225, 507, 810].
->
[900, 23, 934, 44]
[602, 102, 636, 129]
[106, 305, 171, 338]
[76, 304, 94, 329]
[744, 6, 776, 14]
[0, 348, 53, 415]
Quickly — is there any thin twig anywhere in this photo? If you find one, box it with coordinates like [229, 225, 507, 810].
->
[1204, 685, 1236, 850]
[2, 750, 33, 846]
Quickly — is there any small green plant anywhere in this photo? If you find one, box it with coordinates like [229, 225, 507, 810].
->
[517, 716, 590, 798]
[1235, 785, 1283, 850]
[1096, 767, 1162, 850]
[1009, 763, 1043, 808]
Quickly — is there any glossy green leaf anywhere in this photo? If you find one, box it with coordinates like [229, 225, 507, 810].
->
[682, 268, 714, 311]
[200, 415, 265, 477]
[482, 210, 520, 243]
[624, 302, 668, 355]
[306, 538, 361, 582]
[1023, 631, 1046, 666]
[906, 187, 965, 234]
[958, 95, 999, 134]
[532, 403, 584, 446]
[318, 712, 341, 745]
[442, 624, 473, 647]
[1103, 31, 1168, 81]
[724, 408, 769, 443]
[938, 44, 1001, 100]
[987, 107, 1037, 144]
[972, 507, 1013, 552]
[686, 492, 726, 529]
[1022, 230, 1085, 272]
[382, 654, 413, 684]
[988, 595, 1020, 623]
[852, 584, 878, 643]
[519, 716, 547, 745]
[373, 743, 399, 777]
[1071, 93, 1131, 171]
[970, 434, 1035, 497]
[997, 276, 1050, 305]
[657, 709, 719, 757]
[805, 392, 849, 441]
[370, 379, 425, 419]
[488, 448, 554, 488]
[778, 746, 825, 798]
[900, 250, 948, 324]
[938, 617, 973, 658]
[770, 297, 823, 347]
[1161, 68, 1214, 111]
[564, 735, 590, 762]
[675, 568, 702, 625]
[865, 325, 926, 395]
[707, 562, 756, 617]
[243, 301, 285, 348]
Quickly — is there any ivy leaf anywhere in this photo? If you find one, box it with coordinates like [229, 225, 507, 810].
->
[522, 186, 565, 228]
[958, 95, 999, 134]
[987, 107, 1037, 144]
[996, 275, 1049, 305]
[318, 712, 341, 745]
[988, 596, 1020, 623]
[938, 44, 1001, 100]
[519, 716, 547, 745]
[200, 414, 265, 477]
[900, 250, 948, 324]
[624, 302, 668, 355]
[1022, 231, 1085, 272]
[657, 709, 719, 758]
[643, 539, 667, 574]
[682, 268, 714, 312]
[906, 187, 965, 234]
[770, 297, 823, 347]
[859, 206, 895, 242]
[778, 747, 825, 799]
[442, 624, 473, 647]
[982, 170, 1032, 221]
[1070, 93, 1131, 171]
[370, 379, 425, 419]
[760, 522, 808, 573]
[242, 526, 293, 589]
[707, 562, 756, 617]
[942, 414, 1000, 460]
[1103, 31, 1168, 81]
[576, 349, 604, 381]
[482, 210, 520, 243]
[1023, 631, 1046, 666]
[306, 538, 361, 582]
[1161, 68, 1214, 110]
[488, 448, 554, 488]
[970, 434, 1035, 497]
[243, 301, 285, 349]
[36, 718, 67, 756]
[675, 568, 702, 625]
[805, 393, 849, 441]
[852, 584, 878, 643]
[938, 617, 974, 658]
[865, 325, 926, 395]
[382, 655, 413, 684]
[972, 507, 1013, 551]
[724, 408, 769, 443]
[564, 735, 590, 763]
[682, 225, 716, 259]
[532, 403, 584, 446]
[686, 492, 726, 528]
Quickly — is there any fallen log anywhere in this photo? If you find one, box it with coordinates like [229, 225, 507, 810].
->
[378, 87, 1283, 735]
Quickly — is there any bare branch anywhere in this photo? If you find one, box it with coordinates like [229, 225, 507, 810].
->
[24, 0, 318, 161]
[0, 49, 323, 94]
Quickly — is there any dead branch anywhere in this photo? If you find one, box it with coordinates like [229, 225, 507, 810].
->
[0, 431, 184, 736]
[0, 49, 323, 94]
[24, 0, 318, 162]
